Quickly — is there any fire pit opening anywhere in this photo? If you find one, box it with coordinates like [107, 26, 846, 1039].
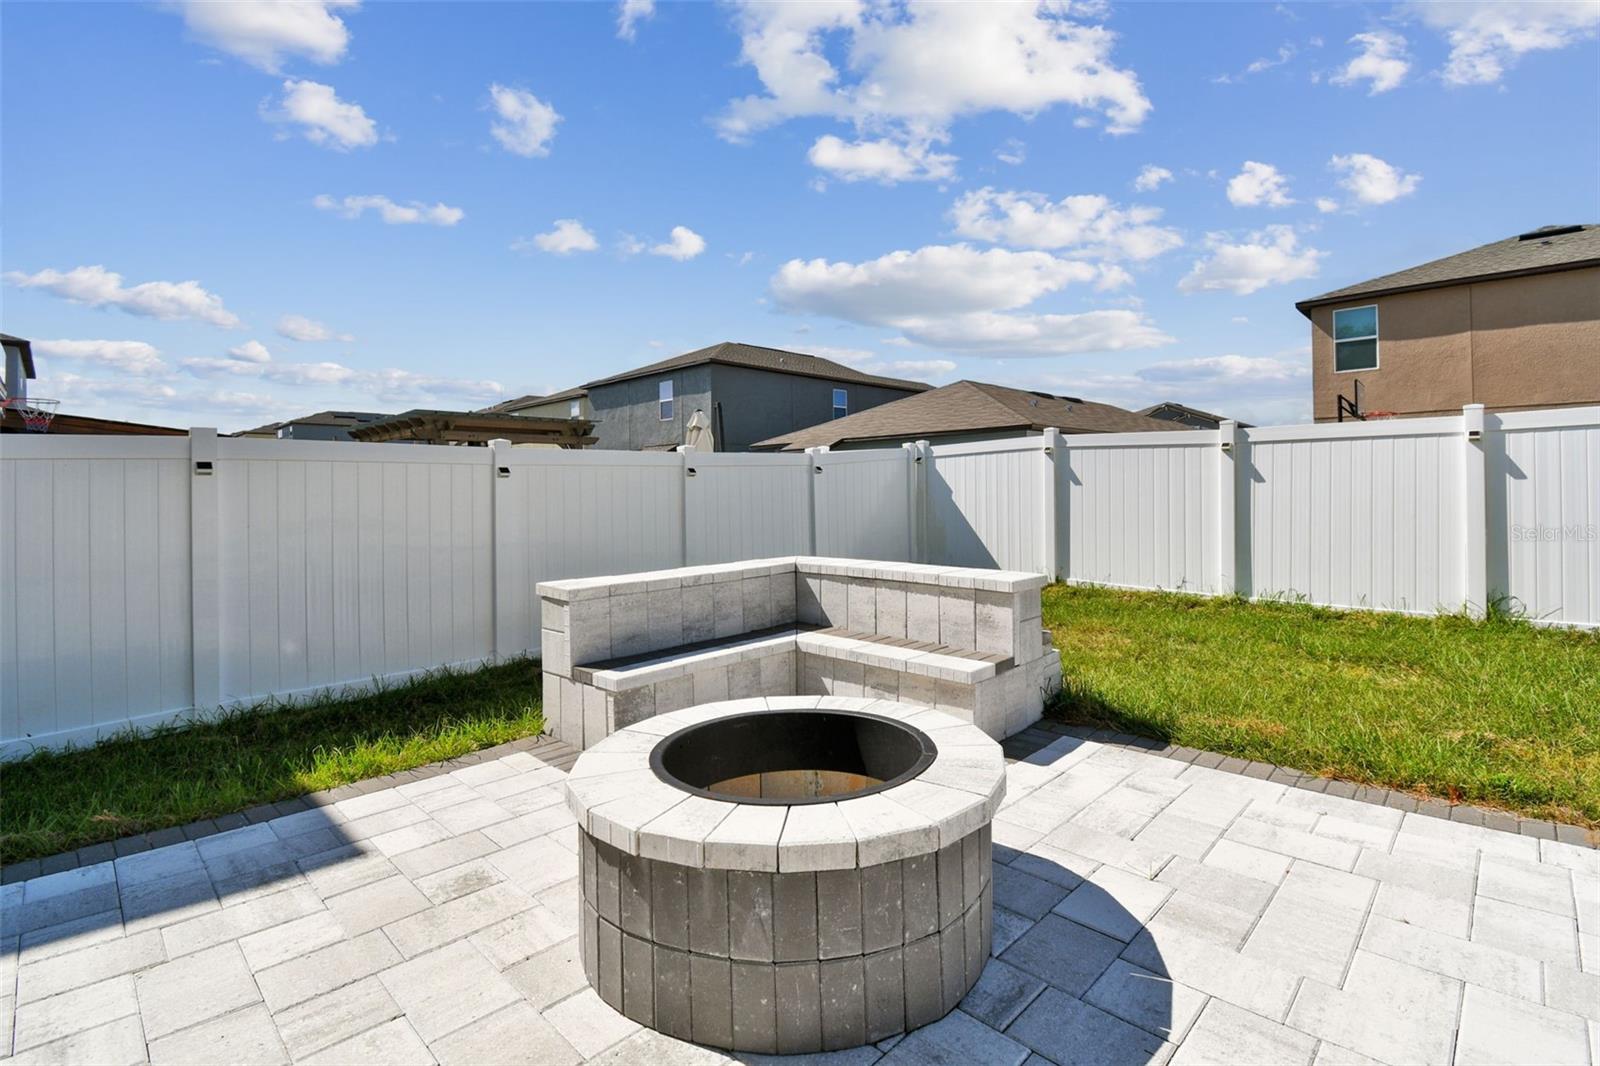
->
[650, 709, 937, 804]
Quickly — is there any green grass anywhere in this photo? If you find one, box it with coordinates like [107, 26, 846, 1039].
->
[1, 659, 544, 865]
[1044, 585, 1600, 827]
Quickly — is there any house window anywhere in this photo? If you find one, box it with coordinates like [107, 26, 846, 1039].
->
[1333, 305, 1379, 372]
[569, 399, 580, 418]
[832, 387, 848, 420]
[659, 380, 674, 420]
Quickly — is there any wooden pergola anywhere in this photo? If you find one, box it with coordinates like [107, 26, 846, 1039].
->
[348, 409, 597, 447]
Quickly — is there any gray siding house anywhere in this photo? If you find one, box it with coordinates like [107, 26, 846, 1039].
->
[575, 342, 930, 452]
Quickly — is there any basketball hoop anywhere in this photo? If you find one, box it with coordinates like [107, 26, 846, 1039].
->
[2, 397, 59, 432]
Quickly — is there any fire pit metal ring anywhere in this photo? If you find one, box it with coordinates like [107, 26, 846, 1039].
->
[564, 696, 1006, 1054]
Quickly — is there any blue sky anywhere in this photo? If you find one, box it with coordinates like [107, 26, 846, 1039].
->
[3, 1, 1597, 430]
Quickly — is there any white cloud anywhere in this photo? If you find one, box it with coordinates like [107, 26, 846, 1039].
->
[265, 79, 378, 150]
[1415, 0, 1600, 86]
[807, 135, 957, 184]
[169, 0, 357, 72]
[276, 314, 352, 342]
[182, 355, 505, 404]
[488, 84, 560, 157]
[995, 139, 1027, 166]
[1330, 153, 1421, 205]
[32, 339, 168, 375]
[514, 219, 599, 255]
[617, 0, 654, 41]
[1179, 226, 1325, 295]
[312, 194, 464, 225]
[719, 1, 1150, 180]
[227, 340, 272, 363]
[5, 264, 242, 328]
[950, 188, 1183, 261]
[37, 372, 181, 407]
[1316, 197, 1340, 213]
[1133, 165, 1173, 192]
[884, 358, 957, 379]
[1022, 352, 1312, 425]
[1226, 161, 1295, 208]
[770, 243, 1171, 356]
[1332, 31, 1411, 93]
[1216, 43, 1297, 83]
[650, 226, 707, 261]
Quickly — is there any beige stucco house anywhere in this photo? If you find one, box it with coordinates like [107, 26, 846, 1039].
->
[1296, 224, 1599, 421]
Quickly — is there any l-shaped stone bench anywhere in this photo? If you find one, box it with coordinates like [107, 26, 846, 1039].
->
[538, 557, 1062, 750]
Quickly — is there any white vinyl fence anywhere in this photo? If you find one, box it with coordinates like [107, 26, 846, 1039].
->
[3, 402, 1596, 754]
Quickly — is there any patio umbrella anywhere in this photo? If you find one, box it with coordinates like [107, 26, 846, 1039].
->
[684, 408, 714, 451]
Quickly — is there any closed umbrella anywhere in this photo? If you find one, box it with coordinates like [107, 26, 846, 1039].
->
[684, 408, 715, 452]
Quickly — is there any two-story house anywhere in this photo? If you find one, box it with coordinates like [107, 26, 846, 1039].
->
[1296, 224, 1599, 421]
[518, 342, 931, 452]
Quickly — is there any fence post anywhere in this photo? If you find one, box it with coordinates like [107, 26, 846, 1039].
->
[1217, 420, 1240, 596]
[915, 440, 932, 564]
[189, 427, 221, 715]
[489, 438, 512, 660]
[679, 447, 693, 565]
[804, 447, 827, 555]
[901, 442, 919, 562]
[1040, 428, 1061, 580]
[1462, 404, 1488, 618]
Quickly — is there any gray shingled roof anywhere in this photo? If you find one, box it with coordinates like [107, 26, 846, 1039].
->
[583, 342, 933, 393]
[479, 385, 589, 414]
[754, 380, 1190, 450]
[1296, 224, 1600, 316]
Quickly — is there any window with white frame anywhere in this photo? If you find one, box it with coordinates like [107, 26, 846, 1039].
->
[832, 387, 848, 420]
[569, 398, 580, 418]
[658, 380, 674, 420]
[1333, 305, 1379, 372]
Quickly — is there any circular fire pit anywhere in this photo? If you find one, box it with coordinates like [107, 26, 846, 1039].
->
[564, 696, 1005, 1054]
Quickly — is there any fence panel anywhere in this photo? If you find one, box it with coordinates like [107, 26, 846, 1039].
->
[1060, 431, 1222, 593]
[925, 438, 1045, 572]
[1243, 418, 1466, 614]
[214, 438, 494, 708]
[497, 448, 685, 656]
[1492, 409, 1600, 626]
[0, 437, 193, 749]
[684, 451, 811, 565]
[812, 449, 913, 561]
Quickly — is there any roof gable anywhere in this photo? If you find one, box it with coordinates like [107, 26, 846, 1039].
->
[583, 342, 933, 393]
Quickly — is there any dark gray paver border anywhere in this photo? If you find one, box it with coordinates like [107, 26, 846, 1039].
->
[5, 719, 1593, 886]
[1006, 720, 1597, 849]
[1, 732, 578, 884]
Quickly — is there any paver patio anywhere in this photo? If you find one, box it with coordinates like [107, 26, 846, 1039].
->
[3, 722, 1597, 1066]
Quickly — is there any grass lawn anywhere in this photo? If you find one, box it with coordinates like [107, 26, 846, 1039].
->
[1, 659, 543, 865]
[1045, 584, 1600, 827]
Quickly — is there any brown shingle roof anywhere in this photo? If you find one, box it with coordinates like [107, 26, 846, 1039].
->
[753, 380, 1190, 450]
[583, 342, 933, 393]
[1296, 224, 1600, 316]
[478, 386, 589, 414]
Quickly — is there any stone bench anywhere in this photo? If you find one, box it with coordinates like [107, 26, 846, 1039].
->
[539, 557, 1060, 749]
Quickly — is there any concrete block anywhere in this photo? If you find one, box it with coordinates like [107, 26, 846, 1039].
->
[541, 598, 568, 633]
[875, 581, 909, 639]
[771, 572, 796, 625]
[712, 581, 743, 639]
[689, 954, 733, 1047]
[731, 960, 778, 1053]
[681, 584, 713, 644]
[939, 589, 976, 650]
[541, 628, 571, 677]
[728, 871, 775, 962]
[847, 579, 877, 631]
[646, 589, 683, 652]
[797, 575, 825, 625]
[610, 592, 648, 657]
[864, 946, 906, 1043]
[774, 872, 819, 962]
[1000, 913, 1124, 997]
[742, 575, 774, 631]
[960, 958, 1047, 1031]
[906, 586, 941, 644]
[610, 686, 654, 732]
[903, 935, 943, 1029]
[758, 651, 794, 696]
[903, 852, 940, 941]
[819, 577, 848, 626]
[620, 932, 654, 1027]
[652, 675, 694, 716]
[652, 945, 692, 1041]
[687, 867, 729, 957]
[864, 664, 900, 700]
[975, 591, 1015, 656]
[898, 670, 936, 708]
[582, 685, 607, 749]
[862, 861, 905, 954]
[817, 868, 864, 959]
[774, 961, 822, 1054]
[820, 956, 867, 1050]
